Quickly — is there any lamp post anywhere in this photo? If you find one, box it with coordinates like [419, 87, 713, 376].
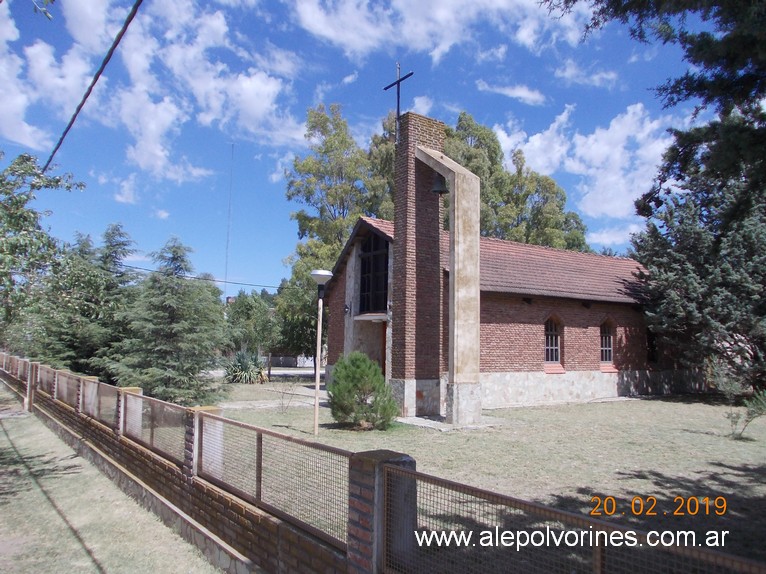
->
[310, 269, 332, 435]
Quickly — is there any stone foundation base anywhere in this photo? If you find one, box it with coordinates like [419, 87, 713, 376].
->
[445, 382, 482, 426]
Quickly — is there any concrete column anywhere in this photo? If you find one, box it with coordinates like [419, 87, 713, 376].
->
[347, 449, 416, 574]
[25, 362, 39, 412]
[416, 146, 482, 425]
[118, 387, 143, 437]
[189, 406, 224, 478]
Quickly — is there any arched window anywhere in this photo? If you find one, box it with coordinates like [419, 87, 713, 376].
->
[544, 318, 560, 363]
[600, 323, 613, 363]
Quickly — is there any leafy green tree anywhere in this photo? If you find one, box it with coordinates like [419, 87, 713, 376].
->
[633, 181, 766, 390]
[282, 104, 380, 365]
[31, 234, 109, 371]
[366, 112, 397, 221]
[110, 237, 226, 405]
[0, 153, 82, 334]
[226, 289, 280, 357]
[274, 240, 336, 369]
[7, 224, 138, 378]
[444, 113, 589, 249]
[286, 103, 376, 249]
[544, 0, 766, 388]
[88, 223, 138, 381]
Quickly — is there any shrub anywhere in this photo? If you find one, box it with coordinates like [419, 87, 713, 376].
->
[710, 359, 766, 439]
[327, 351, 398, 430]
[224, 351, 266, 385]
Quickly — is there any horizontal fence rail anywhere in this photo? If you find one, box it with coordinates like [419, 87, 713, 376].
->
[383, 465, 765, 574]
[197, 411, 351, 550]
[122, 392, 186, 465]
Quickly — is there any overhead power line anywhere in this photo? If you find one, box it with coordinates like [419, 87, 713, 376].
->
[43, 0, 145, 173]
[119, 263, 281, 291]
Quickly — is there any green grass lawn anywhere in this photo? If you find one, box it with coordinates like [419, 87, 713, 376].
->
[220, 387, 766, 563]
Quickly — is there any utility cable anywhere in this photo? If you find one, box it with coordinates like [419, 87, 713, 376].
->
[43, 0, 145, 173]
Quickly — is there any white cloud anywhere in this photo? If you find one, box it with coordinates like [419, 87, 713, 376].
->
[114, 173, 138, 204]
[411, 96, 433, 116]
[587, 223, 643, 246]
[289, 0, 590, 63]
[118, 86, 213, 183]
[495, 103, 676, 232]
[61, 0, 114, 54]
[24, 41, 96, 120]
[231, 69, 283, 127]
[567, 103, 673, 219]
[269, 151, 295, 183]
[253, 43, 302, 79]
[0, 3, 51, 149]
[213, 0, 260, 6]
[154, 209, 170, 220]
[292, 0, 395, 60]
[477, 44, 508, 63]
[342, 71, 358, 85]
[476, 79, 545, 106]
[554, 59, 618, 89]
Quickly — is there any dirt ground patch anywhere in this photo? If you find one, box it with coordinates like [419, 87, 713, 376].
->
[0, 384, 221, 574]
[222, 387, 766, 563]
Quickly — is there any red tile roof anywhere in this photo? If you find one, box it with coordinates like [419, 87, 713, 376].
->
[355, 216, 643, 304]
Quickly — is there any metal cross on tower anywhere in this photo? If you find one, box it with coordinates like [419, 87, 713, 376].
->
[383, 62, 414, 145]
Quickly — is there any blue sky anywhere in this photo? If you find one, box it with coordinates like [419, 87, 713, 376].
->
[1, 0, 695, 295]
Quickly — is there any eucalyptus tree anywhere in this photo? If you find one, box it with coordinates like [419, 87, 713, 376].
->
[445, 112, 589, 250]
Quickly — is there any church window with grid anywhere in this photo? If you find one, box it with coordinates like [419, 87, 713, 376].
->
[359, 234, 388, 313]
[544, 319, 560, 363]
[600, 323, 614, 363]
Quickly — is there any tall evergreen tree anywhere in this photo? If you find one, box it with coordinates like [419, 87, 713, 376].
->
[111, 238, 226, 404]
[544, 0, 766, 388]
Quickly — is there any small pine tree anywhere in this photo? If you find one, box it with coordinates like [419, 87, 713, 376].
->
[327, 351, 398, 430]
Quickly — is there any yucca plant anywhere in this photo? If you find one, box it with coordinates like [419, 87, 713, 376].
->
[224, 351, 266, 385]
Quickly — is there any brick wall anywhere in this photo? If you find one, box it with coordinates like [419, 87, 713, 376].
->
[326, 269, 347, 366]
[0, 361, 348, 574]
[392, 113, 446, 380]
[479, 292, 651, 373]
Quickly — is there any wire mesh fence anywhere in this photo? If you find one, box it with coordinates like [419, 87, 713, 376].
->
[122, 392, 186, 465]
[7, 355, 19, 379]
[54, 371, 80, 408]
[37, 365, 57, 395]
[197, 412, 351, 550]
[383, 466, 765, 574]
[17, 359, 29, 383]
[80, 378, 119, 428]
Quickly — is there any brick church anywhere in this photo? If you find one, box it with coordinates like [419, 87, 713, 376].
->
[324, 113, 688, 418]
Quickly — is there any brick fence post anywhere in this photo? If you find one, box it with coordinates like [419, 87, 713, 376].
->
[347, 450, 416, 574]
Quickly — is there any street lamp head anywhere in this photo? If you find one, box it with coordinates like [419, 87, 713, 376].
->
[310, 269, 332, 300]
[310, 269, 333, 285]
